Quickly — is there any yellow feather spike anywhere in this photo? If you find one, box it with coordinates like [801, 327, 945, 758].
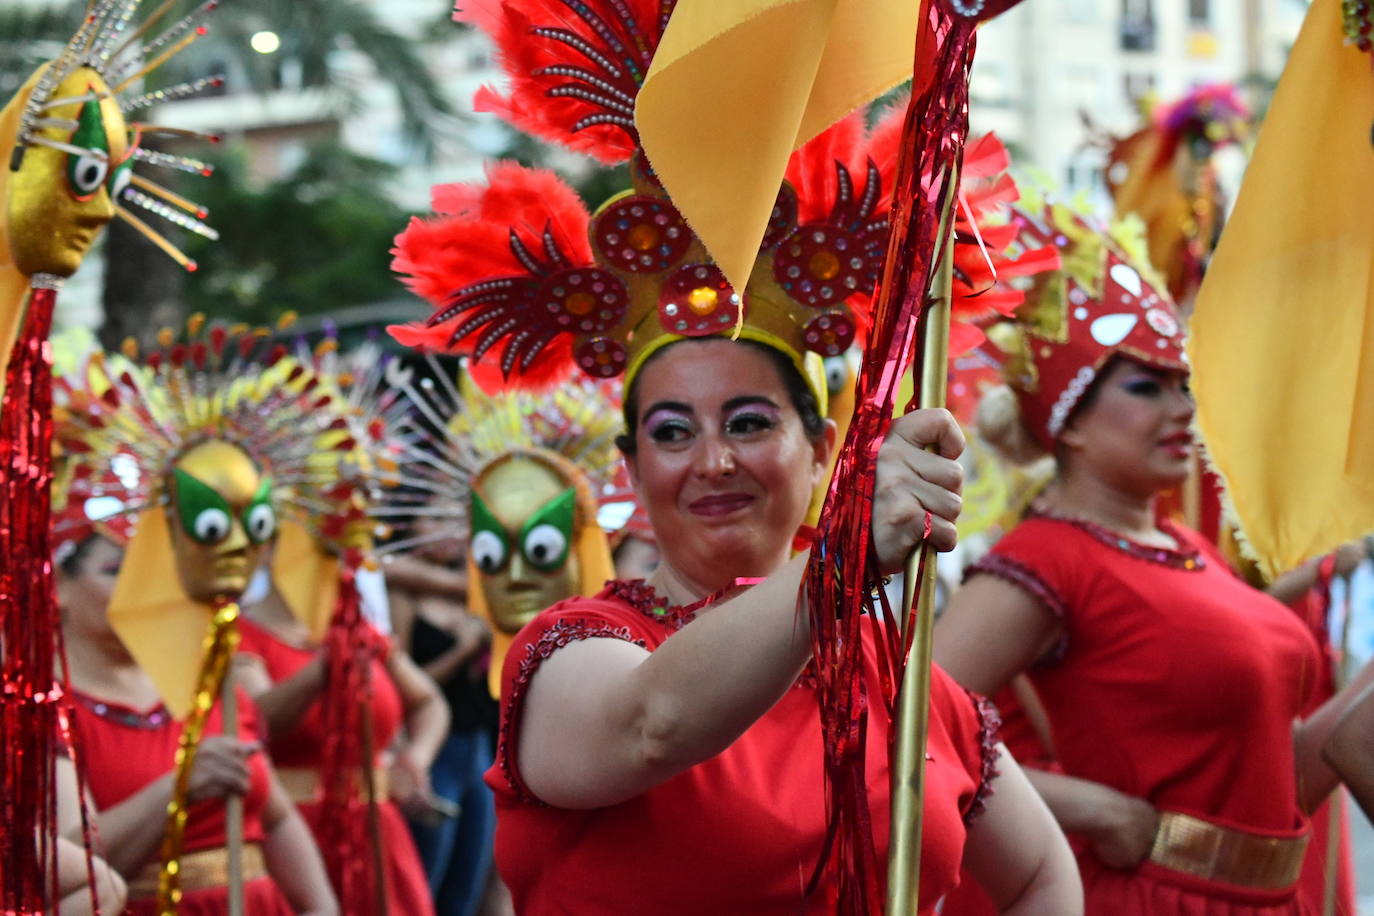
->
[314, 339, 339, 357]
[229, 323, 249, 337]
[122, 337, 139, 360]
[276, 312, 297, 331]
[156, 328, 175, 348]
[186, 313, 206, 337]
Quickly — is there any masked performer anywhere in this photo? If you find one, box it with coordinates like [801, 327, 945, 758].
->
[365, 358, 623, 915]
[0, 2, 220, 905]
[231, 341, 446, 916]
[387, 2, 1083, 912]
[934, 196, 1374, 914]
[51, 324, 339, 916]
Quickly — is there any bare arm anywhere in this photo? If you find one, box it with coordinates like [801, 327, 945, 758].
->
[232, 652, 327, 739]
[934, 574, 1061, 697]
[1295, 658, 1374, 812]
[386, 649, 450, 770]
[963, 749, 1083, 915]
[382, 554, 467, 599]
[55, 836, 127, 916]
[1023, 769, 1158, 869]
[260, 770, 339, 916]
[56, 738, 256, 877]
[1323, 678, 1374, 821]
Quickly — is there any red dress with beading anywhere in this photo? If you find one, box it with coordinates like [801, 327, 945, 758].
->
[486, 580, 1002, 915]
[968, 515, 1325, 914]
[70, 687, 294, 916]
[236, 617, 434, 916]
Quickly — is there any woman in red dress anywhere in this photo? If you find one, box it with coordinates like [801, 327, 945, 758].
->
[55, 535, 337, 916]
[235, 573, 446, 916]
[934, 201, 1374, 914]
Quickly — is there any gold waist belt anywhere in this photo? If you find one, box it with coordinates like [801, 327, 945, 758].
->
[277, 765, 390, 805]
[1148, 811, 1309, 891]
[128, 842, 266, 900]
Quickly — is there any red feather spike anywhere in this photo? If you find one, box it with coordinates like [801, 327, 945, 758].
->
[390, 162, 594, 390]
[785, 113, 868, 223]
[459, 0, 673, 164]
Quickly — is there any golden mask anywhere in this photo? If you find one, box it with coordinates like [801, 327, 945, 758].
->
[165, 440, 276, 603]
[470, 454, 581, 634]
[1, 64, 131, 278]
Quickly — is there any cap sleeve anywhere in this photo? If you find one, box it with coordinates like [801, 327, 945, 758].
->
[963, 519, 1079, 663]
[930, 664, 1002, 825]
[494, 593, 660, 803]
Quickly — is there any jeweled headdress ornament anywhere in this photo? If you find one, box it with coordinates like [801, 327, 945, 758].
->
[985, 194, 1186, 451]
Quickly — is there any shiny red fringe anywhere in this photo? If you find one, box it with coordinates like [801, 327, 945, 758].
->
[0, 286, 63, 912]
[318, 559, 388, 915]
[801, 2, 981, 912]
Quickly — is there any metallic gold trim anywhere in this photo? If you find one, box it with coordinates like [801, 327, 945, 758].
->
[128, 843, 266, 899]
[1148, 811, 1308, 891]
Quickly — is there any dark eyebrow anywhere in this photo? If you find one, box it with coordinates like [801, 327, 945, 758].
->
[722, 395, 780, 412]
[641, 400, 693, 424]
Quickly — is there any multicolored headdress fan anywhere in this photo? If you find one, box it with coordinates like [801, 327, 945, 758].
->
[53, 315, 361, 911]
[390, 1, 943, 406]
[981, 193, 1186, 452]
[1098, 83, 1249, 305]
[1, 2, 221, 908]
[370, 355, 626, 695]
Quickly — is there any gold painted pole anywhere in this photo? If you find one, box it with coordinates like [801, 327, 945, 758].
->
[221, 670, 245, 916]
[886, 168, 958, 915]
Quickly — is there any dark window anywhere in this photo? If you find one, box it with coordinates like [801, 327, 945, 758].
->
[1120, 0, 1156, 50]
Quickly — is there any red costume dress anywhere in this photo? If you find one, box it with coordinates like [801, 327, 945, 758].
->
[69, 688, 293, 916]
[236, 617, 433, 916]
[486, 580, 1001, 915]
[968, 514, 1325, 913]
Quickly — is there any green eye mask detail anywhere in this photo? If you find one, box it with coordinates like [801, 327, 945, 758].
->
[519, 487, 575, 572]
[241, 477, 276, 544]
[470, 489, 511, 574]
[65, 98, 111, 199]
[172, 467, 234, 545]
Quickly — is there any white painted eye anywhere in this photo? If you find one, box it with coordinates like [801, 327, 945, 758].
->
[109, 165, 132, 200]
[471, 530, 507, 573]
[245, 503, 276, 543]
[192, 507, 232, 544]
[1090, 314, 1138, 347]
[823, 356, 848, 394]
[522, 524, 568, 570]
[70, 152, 108, 196]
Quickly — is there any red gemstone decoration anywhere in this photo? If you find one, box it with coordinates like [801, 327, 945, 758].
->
[760, 184, 799, 251]
[594, 196, 692, 274]
[574, 336, 628, 378]
[658, 263, 740, 337]
[773, 224, 870, 308]
[537, 267, 628, 334]
[802, 310, 856, 356]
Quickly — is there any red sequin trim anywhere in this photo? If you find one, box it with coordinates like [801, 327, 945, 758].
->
[498, 617, 647, 803]
[601, 578, 699, 631]
[1028, 513, 1206, 571]
[964, 691, 1002, 824]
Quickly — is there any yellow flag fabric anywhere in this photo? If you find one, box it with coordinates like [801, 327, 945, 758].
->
[107, 510, 213, 719]
[636, 0, 921, 295]
[1189, 0, 1374, 579]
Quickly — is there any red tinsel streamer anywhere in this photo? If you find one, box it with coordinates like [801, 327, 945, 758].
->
[801, 0, 998, 911]
[0, 284, 63, 913]
[317, 557, 388, 915]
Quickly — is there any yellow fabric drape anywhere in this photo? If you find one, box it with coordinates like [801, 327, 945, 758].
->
[107, 511, 213, 719]
[1188, 0, 1374, 579]
[636, 0, 920, 295]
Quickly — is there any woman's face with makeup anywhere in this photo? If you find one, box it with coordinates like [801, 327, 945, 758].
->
[624, 339, 831, 593]
[1060, 357, 1195, 497]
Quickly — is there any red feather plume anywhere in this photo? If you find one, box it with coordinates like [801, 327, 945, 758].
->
[389, 161, 596, 390]
[459, 0, 675, 165]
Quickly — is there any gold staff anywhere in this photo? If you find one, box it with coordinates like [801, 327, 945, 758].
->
[886, 167, 958, 915]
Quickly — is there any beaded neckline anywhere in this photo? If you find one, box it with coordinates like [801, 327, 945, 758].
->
[1029, 511, 1205, 571]
[602, 579, 701, 631]
[73, 690, 173, 730]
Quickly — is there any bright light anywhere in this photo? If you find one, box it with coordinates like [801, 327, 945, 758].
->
[250, 30, 280, 54]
